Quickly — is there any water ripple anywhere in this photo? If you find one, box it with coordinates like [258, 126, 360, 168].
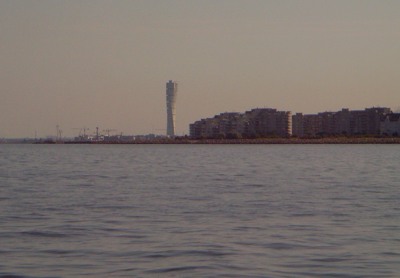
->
[1, 144, 400, 277]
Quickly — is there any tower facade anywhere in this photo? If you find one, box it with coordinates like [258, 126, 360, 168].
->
[166, 80, 178, 137]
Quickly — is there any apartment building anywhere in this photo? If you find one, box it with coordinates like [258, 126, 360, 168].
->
[292, 107, 391, 137]
[381, 113, 400, 136]
[189, 108, 291, 139]
[243, 108, 292, 138]
[190, 112, 247, 139]
[190, 107, 395, 139]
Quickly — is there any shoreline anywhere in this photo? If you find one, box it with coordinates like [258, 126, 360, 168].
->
[31, 137, 400, 144]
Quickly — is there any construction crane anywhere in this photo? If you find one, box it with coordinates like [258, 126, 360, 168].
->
[103, 129, 116, 137]
[82, 127, 90, 137]
[56, 125, 62, 142]
[72, 127, 90, 140]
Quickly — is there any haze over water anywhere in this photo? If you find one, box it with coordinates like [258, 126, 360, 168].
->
[1, 144, 399, 277]
[1, 1, 400, 137]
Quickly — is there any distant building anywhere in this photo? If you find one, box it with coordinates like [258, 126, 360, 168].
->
[166, 80, 178, 137]
[364, 107, 391, 135]
[191, 106, 395, 139]
[292, 113, 305, 137]
[334, 109, 351, 135]
[189, 108, 291, 139]
[381, 113, 400, 136]
[190, 112, 246, 139]
[244, 108, 291, 137]
[292, 113, 321, 137]
[292, 107, 391, 137]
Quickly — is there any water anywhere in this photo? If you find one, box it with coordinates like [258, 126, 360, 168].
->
[0, 144, 399, 277]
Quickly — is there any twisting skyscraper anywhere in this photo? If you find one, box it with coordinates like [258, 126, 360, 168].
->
[166, 80, 178, 137]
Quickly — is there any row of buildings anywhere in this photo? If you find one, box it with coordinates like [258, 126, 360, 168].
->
[190, 108, 291, 139]
[189, 107, 400, 139]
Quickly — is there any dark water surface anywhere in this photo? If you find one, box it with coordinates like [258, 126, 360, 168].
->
[1, 144, 399, 277]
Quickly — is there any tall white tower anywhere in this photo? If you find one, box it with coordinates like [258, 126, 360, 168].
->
[166, 80, 178, 137]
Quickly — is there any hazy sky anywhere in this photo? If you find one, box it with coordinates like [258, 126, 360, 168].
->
[1, 0, 399, 137]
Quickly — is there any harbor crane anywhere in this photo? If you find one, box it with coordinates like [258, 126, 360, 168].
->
[56, 125, 62, 142]
[103, 129, 116, 137]
[72, 127, 90, 137]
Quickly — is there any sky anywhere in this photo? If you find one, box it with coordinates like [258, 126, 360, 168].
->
[1, 0, 399, 138]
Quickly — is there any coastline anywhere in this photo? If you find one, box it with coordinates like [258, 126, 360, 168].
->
[48, 137, 400, 144]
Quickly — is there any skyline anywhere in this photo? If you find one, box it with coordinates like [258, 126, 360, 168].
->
[3, 104, 397, 139]
[1, 1, 400, 137]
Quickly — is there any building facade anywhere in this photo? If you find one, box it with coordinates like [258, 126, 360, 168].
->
[381, 113, 400, 136]
[189, 108, 291, 139]
[166, 80, 178, 137]
[243, 108, 291, 138]
[292, 107, 391, 137]
[190, 107, 396, 139]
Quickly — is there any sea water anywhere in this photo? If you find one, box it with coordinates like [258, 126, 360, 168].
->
[1, 144, 399, 277]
